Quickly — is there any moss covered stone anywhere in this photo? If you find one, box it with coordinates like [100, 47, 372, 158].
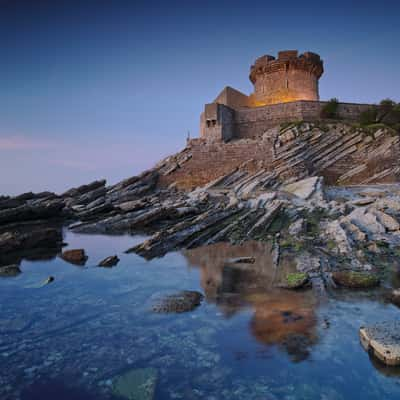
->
[282, 272, 309, 289]
[332, 271, 380, 289]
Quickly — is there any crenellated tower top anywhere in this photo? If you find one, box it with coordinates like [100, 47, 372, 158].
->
[249, 50, 324, 106]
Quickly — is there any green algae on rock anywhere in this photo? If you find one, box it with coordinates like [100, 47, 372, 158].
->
[332, 271, 380, 288]
[112, 367, 157, 400]
[281, 272, 309, 289]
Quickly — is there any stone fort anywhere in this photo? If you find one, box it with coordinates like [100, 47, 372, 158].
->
[200, 50, 371, 141]
[158, 50, 399, 189]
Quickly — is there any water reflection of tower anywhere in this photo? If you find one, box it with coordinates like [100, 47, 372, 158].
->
[183, 241, 318, 361]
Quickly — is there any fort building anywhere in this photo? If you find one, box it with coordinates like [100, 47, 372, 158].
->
[200, 50, 371, 141]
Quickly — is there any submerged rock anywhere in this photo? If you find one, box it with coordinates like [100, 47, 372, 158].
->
[98, 255, 120, 267]
[0, 264, 21, 277]
[360, 322, 400, 366]
[151, 290, 204, 313]
[43, 276, 55, 285]
[60, 249, 87, 265]
[112, 367, 157, 400]
[332, 270, 380, 288]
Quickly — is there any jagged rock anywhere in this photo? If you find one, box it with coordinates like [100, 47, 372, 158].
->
[151, 290, 203, 313]
[98, 255, 120, 267]
[61, 179, 106, 198]
[346, 208, 386, 236]
[128, 208, 239, 258]
[351, 197, 375, 206]
[360, 322, 400, 366]
[288, 218, 304, 236]
[332, 271, 380, 288]
[0, 228, 62, 253]
[0, 199, 65, 225]
[112, 367, 157, 400]
[117, 198, 149, 212]
[61, 249, 87, 265]
[325, 220, 352, 254]
[280, 272, 309, 289]
[0, 264, 21, 277]
[282, 176, 322, 200]
[370, 209, 400, 231]
[375, 197, 400, 213]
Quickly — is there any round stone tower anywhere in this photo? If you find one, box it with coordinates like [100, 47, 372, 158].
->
[249, 50, 323, 106]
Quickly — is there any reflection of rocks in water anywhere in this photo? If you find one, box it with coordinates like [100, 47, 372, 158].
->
[367, 352, 400, 378]
[184, 241, 276, 305]
[250, 290, 317, 362]
[184, 241, 318, 360]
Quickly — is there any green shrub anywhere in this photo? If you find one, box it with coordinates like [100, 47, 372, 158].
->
[379, 98, 396, 113]
[321, 98, 339, 119]
[359, 107, 378, 126]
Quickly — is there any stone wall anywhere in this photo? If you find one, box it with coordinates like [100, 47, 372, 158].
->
[160, 137, 275, 189]
[200, 100, 373, 141]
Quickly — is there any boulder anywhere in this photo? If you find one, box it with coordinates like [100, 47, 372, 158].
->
[360, 322, 400, 366]
[0, 264, 21, 277]
[98, 255, 120, 267]
[61, 249, 87, 265]
[151, 290, 203, 313]
[332, 271, 380, 288]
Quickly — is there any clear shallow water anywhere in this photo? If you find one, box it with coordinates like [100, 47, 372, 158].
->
[1, 232, 400, 399]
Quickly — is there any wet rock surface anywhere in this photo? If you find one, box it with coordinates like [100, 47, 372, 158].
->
[0, 264, 21, 277]
[360, 322, 400, 366]
[98, 255, 120, 267]
[332, 271, 380, 289]
[151, 290, 204, 313]
[61, 249, 88, 265]
[280, 272, 309, 289]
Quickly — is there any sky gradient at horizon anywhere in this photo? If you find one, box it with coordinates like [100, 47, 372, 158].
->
[1, 0, 399, 195]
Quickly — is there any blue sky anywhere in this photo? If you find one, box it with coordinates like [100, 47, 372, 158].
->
[1, 0, 399, 195]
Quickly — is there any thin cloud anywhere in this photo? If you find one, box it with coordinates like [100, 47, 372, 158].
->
[0, 136, 54, 151]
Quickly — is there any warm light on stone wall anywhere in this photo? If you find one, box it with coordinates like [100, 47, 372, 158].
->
[249, 50, 323, 106]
